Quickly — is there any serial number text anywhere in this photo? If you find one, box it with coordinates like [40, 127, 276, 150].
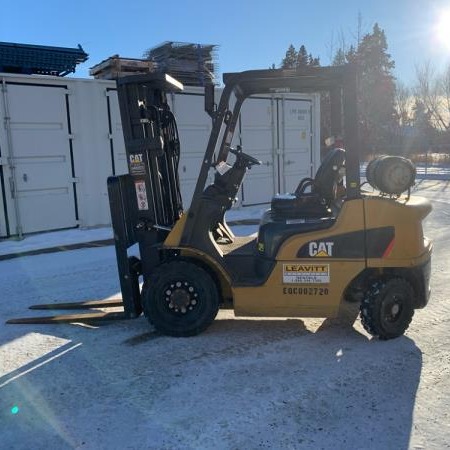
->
[283, 287, 329, 296]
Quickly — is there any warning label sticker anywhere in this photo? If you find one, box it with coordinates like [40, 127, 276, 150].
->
[135, 181, 149, 210]
[283, 264, 330, 284]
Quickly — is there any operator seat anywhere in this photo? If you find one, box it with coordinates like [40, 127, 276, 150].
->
[271, 148, 346, 219]
[256, 148, 346, 262]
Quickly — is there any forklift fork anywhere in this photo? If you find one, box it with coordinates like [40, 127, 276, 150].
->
[6, 175, 143, 325]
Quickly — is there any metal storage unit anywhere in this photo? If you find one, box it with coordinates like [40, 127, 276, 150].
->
[236, 93, 320, 206]
[0, 73, 320, 238]
[0, 74, 118, 237]
[0, 78, 78, 237]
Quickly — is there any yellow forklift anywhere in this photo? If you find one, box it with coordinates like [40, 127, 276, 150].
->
[8, 66, 432, 340]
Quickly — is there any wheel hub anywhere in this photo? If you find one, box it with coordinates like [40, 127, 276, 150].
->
[165, 281, 198, 314]
[384, 295, 402, 323]
[391, 303, 400, 317]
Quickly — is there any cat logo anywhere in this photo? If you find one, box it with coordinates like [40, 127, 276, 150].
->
[309, 241, 334, 257]
[130, 154, 143, 164]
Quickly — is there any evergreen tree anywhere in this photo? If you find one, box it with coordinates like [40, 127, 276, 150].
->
[297, 45, 309, 67]
[345, 45, 357, 64]
[281, 44, 298, 69]
[277, 24, 397, 155]
[351, 23, 396, 153]
[332, 48, 346, 66]
[280, 44, 320, 69]
[309, 53, 320, 66]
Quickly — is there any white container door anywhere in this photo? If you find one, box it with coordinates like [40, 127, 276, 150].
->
[0, 83, 78, 235]
[239, 94, 316, 206]
[170, 91, 212, 208]
[280, 97, 313, 193]
[238, 96, 277, 206]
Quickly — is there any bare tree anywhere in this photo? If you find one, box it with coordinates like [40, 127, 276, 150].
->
[326, 28, 348, 65]
[414, 62, 450, 131]
[326, 29, 336, 64]
[348, 11, 365, 48]
[440, 64, 450, 129]
[395, 81, 413, 126]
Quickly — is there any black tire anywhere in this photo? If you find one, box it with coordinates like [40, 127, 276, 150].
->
[142, 260, 219, 337]
[360, 277, 415, 340]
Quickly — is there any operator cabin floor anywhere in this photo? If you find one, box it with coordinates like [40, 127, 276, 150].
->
[218, 235, 257, 256]
[217, 235, 265, 285]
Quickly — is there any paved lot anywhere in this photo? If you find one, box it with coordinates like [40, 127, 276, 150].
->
[0, 180, 449, 449]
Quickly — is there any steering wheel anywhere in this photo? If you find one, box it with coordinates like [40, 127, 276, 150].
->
[229, 146, 262, 167]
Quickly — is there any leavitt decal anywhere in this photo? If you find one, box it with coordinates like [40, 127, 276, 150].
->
[283, 264, 330, 284]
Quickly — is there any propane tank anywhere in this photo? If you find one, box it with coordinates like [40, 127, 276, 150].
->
[366, 155, 416, 195]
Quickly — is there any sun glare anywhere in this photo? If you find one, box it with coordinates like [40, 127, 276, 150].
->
[436, 10, 450, 50]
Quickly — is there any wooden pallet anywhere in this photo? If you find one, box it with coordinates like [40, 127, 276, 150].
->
[90, 55, 157, 80]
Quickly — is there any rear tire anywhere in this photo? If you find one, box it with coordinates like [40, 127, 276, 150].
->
[360, 277, 415, 340]
[142, 260, 219, 337]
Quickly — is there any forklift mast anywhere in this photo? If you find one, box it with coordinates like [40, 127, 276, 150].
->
[117, 73, 184, 229]
[107, 73, 185, 317]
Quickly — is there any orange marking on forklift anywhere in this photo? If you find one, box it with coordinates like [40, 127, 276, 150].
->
[383, 238, 395, 258]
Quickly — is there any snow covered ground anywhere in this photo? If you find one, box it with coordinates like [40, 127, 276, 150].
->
[1, 181, 449, 449]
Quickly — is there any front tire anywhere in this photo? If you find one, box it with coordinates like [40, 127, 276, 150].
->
[360, 277, 415, 340]
[142, 260, 219, 337]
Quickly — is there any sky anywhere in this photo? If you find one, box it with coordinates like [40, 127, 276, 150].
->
[2, 0, 450, 86]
